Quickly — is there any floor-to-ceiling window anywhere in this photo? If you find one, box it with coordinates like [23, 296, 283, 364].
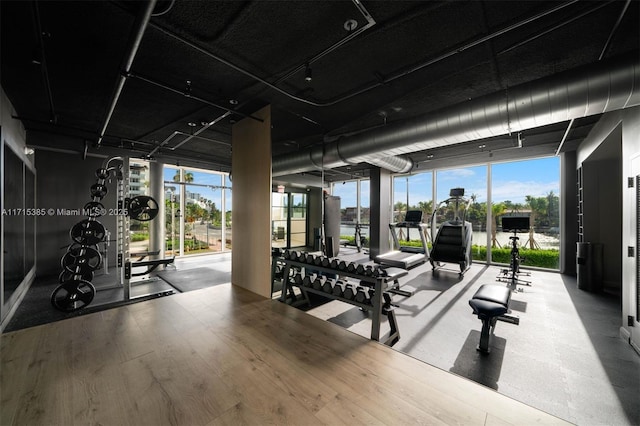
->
[129, 160, 151, 253]
[225, 175, 232, 250]
[490, 157, 560, 269]
[435, 165, 488, 262]
[331, 179, 370, 247]
[392, 173, 433, 247]
[390, 157, 561, 269]
[271, 191, 307, 249]
[164, 165, 231, 256]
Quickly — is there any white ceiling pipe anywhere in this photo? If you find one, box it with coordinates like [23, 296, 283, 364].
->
[272, 52, 639, 176]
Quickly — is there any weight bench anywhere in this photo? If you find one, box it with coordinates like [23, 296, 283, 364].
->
[131, 257, 175, 277]
[469, 284, 519, 353]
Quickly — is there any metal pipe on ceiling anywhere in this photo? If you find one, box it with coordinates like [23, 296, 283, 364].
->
[127, 71, 263, 122]
[272, 53, 640, 176]
[32, 1, 56, 124]
[97, 0, 157, 147]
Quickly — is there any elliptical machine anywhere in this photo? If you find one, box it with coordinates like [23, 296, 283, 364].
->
[429, 188, 473, 276]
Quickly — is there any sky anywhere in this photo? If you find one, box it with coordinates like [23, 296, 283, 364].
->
[332, 157, 560, 208]
[155, 157, 559, 211]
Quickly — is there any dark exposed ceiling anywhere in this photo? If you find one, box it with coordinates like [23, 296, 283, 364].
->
[1, 0, 638, 183]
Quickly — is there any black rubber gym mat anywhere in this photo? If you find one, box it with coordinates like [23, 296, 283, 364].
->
[157, 267, 231, 293]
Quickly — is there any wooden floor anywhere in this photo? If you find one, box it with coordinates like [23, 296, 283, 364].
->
[1, 284, 569, 426]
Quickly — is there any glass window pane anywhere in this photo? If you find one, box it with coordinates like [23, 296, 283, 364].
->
[225, 175, 232, 250]
[183, 170, 224, 255]
[436, 166, 487, 262]
[130, 160, 150, 252]
[491, 157, 560, 269]
[272, 192, 288, 248]
[164, 166, 181, 257]
[331, 180, 358, 244]
[392, 172, 432, 246]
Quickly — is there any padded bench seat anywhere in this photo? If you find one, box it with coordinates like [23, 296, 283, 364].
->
[469, 284, 515, 354]
[469, 284, 511, 319]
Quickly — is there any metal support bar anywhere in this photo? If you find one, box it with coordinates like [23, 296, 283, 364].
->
[97, 0, 157, 146]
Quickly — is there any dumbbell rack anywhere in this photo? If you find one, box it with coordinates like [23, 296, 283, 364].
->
[273, 250, 403, 346]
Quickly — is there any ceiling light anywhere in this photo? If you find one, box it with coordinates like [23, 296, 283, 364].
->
[229, 99, 239, 105]
[344, 19, 358, 31]
[187, 122, 197, 127]
[304, 63, 312, 82]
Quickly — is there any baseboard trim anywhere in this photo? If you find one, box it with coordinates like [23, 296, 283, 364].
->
[620, 326, 640, 356]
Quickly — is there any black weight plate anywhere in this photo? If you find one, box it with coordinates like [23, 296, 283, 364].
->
[70, 219, 106, 245]
[95, 168, 110, 180]
[128, 195, 159, 221]
[59, 269, 94, 283]
[90, 183, 108, 199]
[83, 201, 106, 217]
[51, 280, 96, 312]
[61, 245, 102, 274]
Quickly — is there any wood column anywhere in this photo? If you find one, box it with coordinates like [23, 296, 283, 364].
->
[231, 105, 271, 297]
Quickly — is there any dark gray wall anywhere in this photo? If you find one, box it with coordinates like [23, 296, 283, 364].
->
[369, 167, 392, 260]
[561, 151, 578, 275]
[307, 187, 322, 249]
[36, 150, 117, 277]
[583, 157, 622, 291]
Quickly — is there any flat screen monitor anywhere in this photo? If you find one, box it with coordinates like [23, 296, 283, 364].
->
[449, 187, 464, 197]
[404, 210, 423, 223]
[502, 216, 530, 231]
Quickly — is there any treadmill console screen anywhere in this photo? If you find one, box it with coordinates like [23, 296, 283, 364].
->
[404, 210, 423, 223]
[450, 187, 465, 197]
[502, 216, 530, 231]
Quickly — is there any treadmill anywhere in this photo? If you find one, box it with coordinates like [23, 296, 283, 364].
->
[375, 210, 430, 269]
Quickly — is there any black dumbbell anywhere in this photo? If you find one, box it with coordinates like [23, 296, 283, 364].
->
[338, 260, 348, 271]
[322, 277, 335, 293]
[293, 273, 303, 286]
[288, 251, 301, 261]
[330, 259, 340, 269]
[332, 280, 347, 297]
[356, 264, 366, 275]
[355, 287, 373, 305]
[321, 257, 330, 267]
[302, 274, 316, 287]
[347, 262, 358, 273]
[314, 256, 323, 266]
[312, 275, 326, 290]
[306, 253, 317, 265]
[343, 284, 358, 300]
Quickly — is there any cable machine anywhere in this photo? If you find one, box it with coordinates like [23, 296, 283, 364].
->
[51, 157, 170, 312]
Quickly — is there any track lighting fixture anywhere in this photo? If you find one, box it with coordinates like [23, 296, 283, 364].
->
[305, 63, 312, 82]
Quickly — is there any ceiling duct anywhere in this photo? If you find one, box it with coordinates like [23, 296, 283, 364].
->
[272, 52, 639, 177]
